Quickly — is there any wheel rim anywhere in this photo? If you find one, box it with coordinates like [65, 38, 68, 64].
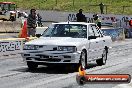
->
[102, 50, 107, 64]
[81, 52, 86, 68]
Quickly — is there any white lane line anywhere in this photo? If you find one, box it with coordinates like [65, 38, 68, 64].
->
[0, 72, 22, 78]
[113, 81, 132, 88]
[0, 66, 27, 78]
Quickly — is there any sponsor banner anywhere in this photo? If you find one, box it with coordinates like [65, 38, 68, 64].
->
[0, 38, 25, 55]
[76, 74, 131, 85]
[0, 37, 37, 56]
[76, 66, 131, 85]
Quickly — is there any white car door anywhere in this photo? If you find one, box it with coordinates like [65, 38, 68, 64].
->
[91, 25, 104, 59]
[87, 25, 99, 61]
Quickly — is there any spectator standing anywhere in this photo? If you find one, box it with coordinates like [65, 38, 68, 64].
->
[27, 9, 37, 37]
[93, 14, 101, 28]
[76, 9, 87, 22]
[99, 2, 104, 14]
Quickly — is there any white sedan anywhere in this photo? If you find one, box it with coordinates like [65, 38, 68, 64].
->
[21, 22, 112, 70]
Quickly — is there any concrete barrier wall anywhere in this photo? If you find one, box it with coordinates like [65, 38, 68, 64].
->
[0, 20, 21, 33]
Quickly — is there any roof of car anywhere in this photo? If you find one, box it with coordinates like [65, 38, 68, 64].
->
[52, 22, 95, 25]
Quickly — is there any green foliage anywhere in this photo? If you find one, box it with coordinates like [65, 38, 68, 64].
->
[1, 0, 132, 14]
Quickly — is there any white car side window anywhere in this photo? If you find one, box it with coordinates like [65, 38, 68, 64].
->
[91, 25, 100, 37]
[97, 28, 104, 37]
[88, 26, 95, 36]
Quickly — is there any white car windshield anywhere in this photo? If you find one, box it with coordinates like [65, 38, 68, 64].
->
[42, 24, 87, 38]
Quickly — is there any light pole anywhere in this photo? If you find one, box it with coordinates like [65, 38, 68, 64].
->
[39, 0, 40, 9]
[73, 0, 75, 7]
[56, 0, 57, 6]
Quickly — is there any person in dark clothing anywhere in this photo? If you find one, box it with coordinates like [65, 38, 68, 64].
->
[99, 2, 104, 14]
[37, 13, 43, 27]
[27, 9, 37, 37]
[76, 9, 87, 22]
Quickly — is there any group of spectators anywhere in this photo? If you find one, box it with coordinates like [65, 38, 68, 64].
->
[76, 9, 101, 29]
[26, 8, 101, 37]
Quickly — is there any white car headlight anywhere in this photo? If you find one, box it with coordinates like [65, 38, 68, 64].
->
[23, 45, 39, 50]
[58, 46, 77, 52]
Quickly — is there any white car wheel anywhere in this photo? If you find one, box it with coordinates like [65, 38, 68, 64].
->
[80, 50, 87, 69]
[102, 50, 107, 64]
[96, 49, 107, 66]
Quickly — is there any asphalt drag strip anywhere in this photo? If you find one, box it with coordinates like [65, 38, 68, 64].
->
[0, 39, 132, 88]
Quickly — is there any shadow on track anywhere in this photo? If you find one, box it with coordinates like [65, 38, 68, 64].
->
[11, 62, 98, 74]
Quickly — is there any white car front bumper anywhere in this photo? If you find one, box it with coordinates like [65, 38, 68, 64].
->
[21, 51, 81, 64]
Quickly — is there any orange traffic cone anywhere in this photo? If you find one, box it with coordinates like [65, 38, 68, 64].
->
[19, 20, 28, 38]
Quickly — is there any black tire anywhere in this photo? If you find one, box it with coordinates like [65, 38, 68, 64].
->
[80, 50, 87, 69]
[76, 75, 86, 85]
[96, 49, 107, 66]
[27, 62, 38, 70]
